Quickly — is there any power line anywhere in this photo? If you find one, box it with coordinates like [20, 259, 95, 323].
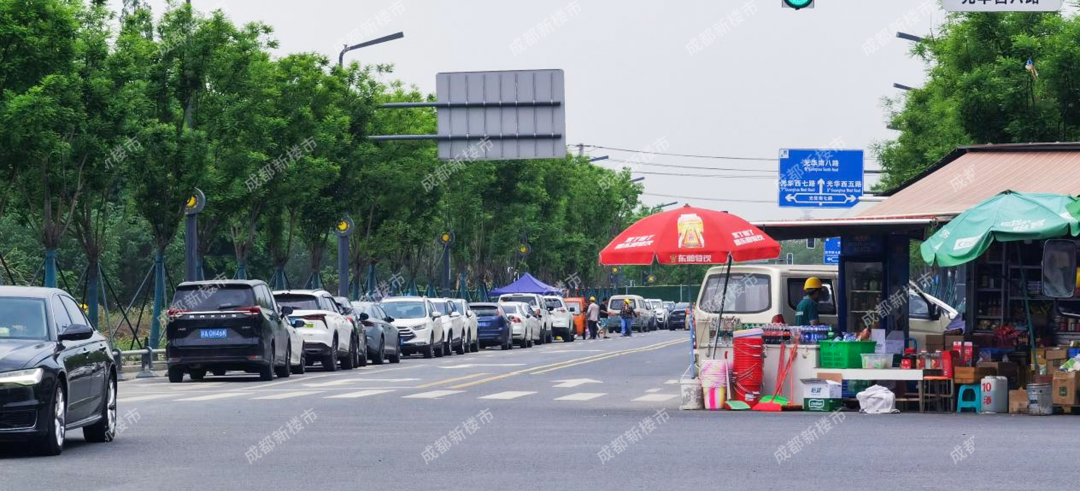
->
[579, 143, 882, 163]
[607, 157, 884, 175]
[641, 192, 775, 204]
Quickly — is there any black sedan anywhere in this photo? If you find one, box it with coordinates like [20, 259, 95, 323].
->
[667, 302, 691, 330]
[0, 287, 117, 456]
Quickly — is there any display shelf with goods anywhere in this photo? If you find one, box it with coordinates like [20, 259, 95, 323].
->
[973, 243, 1007, 332]
[845, 262, 884, 332]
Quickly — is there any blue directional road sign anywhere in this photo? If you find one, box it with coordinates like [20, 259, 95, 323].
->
[778, 149, 864, 208]
[823, 237, 841, 265]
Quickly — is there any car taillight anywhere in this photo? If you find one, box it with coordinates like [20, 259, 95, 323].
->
[508, 315, 523, 323]
[166, 308, 189, 319]
[771, 314, 786, 324]
[242, 307, 261, 315]
[362, 320, 373, 327]
[304, 314, 326, 322]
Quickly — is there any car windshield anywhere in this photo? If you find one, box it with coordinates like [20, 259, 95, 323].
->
[352, 303, 377, 317]
[502, 296, 535, 307]
[566, 302, 582, 314]
[382, 301, 427, 319]
[700, 273, 770, 314]
[545, 298, 563, 309]
[274, 294, 320, 311]
[649, 301, 662, 309]
[173, 285, 255, 311]
[432, 301, 451, 315]
[500, 303, 521, 315]
[0, 298, 49, 341]
[675, 303, 690, 310]
[471, 305, 500, 317]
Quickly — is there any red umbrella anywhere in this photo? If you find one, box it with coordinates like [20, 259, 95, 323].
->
[599, 205, 780, 266]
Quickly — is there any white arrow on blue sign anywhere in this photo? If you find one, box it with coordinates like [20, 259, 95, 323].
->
[778, 149, 864, 208]
[823, 237, 841, 265]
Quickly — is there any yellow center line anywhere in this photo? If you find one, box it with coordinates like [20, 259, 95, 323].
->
[450, 339, 686, 389]
[411, 372, 490, 389]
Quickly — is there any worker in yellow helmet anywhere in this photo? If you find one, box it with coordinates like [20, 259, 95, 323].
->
[795, 277, 824, 326]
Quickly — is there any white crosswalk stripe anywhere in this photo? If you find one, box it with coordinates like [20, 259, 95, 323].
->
[633, 394, 678, 402]
[170, 382, 223, 391]
[645, 388, 662, 393]
[176, 392, 247, 402]
[326, 389, 396, 399]
[251, 391, 324, 400]
[479, 391, 536, 400]
[118, 394, 176, 403]
[554, 392, 606, 401]
[403, 390, 465, 399]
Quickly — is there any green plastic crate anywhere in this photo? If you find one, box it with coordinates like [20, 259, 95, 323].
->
[818, 340, 877, 368]
[804, 398, 843, 412]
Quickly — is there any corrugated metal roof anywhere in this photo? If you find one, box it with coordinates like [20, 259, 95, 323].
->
[859, 148, 1080, 219]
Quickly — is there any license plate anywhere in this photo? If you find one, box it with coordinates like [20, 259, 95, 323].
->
[303, 322, 315, 328]
[478, 322, 490, 327]
[199, 329, 228, 339]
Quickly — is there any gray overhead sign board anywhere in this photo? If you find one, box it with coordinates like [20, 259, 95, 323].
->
[942, 0, 1061, 12]
[436, 69, 566, 161]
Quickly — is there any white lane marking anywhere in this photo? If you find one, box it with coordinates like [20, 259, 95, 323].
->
[169, 382, 222, 391]
[553, 378, 602, 388]
[664, 379, 679, 385]
[251, 391, 325, 400]
[118, 394, 176, 403]
[439, 363, 525, 369]
[403, 390, 465, 399]
[326, 389, 396, 399]
[176, 392, 247, 402]
[303, 378, 420, 388]
[543, 350, 604, 354]
[645, 388, 662, 393]
[633, 394, 678, 402]
[479, 391, 537, 400]
[555, 393, 606, 401]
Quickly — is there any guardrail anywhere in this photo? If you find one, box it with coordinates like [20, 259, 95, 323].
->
[113, 341, 166, 378]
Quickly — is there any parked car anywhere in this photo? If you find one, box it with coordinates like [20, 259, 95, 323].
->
[382, 297, 444, 358]
[499, 301, 539, 348]
[274, 290, 365, 371]
[908, 281, 960, 349]
[470, 302, 513, 350]
[334, 296, 362, 330]
[0, 287, 118, 455]
[450, 298, 480, 353]
[431, 299, 466, 356]
[543, 295, 575, 342]
[647, 298, 666, 330]
[564, 297, 586, 338]
[351, 301, 402, 364]
[667, 302, 691, 330]
[167, 280, 301, 383]
[498, 293, 550, 344]
[604, 295, 653, 333]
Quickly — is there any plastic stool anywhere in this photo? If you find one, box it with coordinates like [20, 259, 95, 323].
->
[956, 384, 981, 413]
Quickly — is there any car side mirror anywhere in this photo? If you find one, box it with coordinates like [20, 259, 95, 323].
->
[359, 312, 370, 321]
[1042, 239, 1078, 298]
[291, 318, 305, 328]
[385, 316, 395, 323]
[281, 306, 294, 316]
[59, 324, 94, 342]
[451, 312, 461, 318]
[431, 312, 440, 319]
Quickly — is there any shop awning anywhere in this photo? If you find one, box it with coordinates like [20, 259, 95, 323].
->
[752, 216, 936, 241]
[858, 143, 1080, 219]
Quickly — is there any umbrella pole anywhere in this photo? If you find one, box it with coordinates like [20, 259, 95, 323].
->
[707, 254, 734, 359]
[1015, 246, 1037, 374]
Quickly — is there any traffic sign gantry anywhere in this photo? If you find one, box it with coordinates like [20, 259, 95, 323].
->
[778, 148, 864, 208]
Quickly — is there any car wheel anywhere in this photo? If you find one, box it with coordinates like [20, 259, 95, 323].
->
[35, 384, 66, 456]
[423, 335, 435, 359]
[324, 338, 340, 371]
[503, 337, 513, 350]
[373, 338, 386, 365]
[567, 329, 575, 342]
[212, 369, 226, 376]
[434, 334, 445, 358]
[259, 344, 276, 381]
[356, 337, 368, 367]
[84, 375, 117, 443]
[168, 367, 184, 383]
[341, 336, 357, 370]
[454, 333, 466, 355]
[189, 369, 206, 381]
[275, 342, 292, 378]
[292, 351, 306, 374]
[389, 342, 401, 364]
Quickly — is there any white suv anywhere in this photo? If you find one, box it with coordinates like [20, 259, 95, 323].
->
[543, 295, 575, 342]
[382, 297, 445, 358]
[431, 298, 467, 356]
[273, 290, 364, 371]
[450, 298, 479, 353]
[498, 293, 551, 344]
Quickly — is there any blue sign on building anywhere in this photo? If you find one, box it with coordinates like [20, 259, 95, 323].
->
[823, 237, 841, 265]
[778, 149, 864, 208]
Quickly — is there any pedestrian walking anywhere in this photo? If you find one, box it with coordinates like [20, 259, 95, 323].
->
[618, 299, 636, 337]
[586, 296, 600, 339]
[599, 297, 611, 338]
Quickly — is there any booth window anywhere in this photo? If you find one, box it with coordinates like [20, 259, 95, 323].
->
[785, 278, 837, 315]
[700, 273, 770, 314]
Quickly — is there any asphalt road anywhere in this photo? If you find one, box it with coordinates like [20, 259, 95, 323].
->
[1, 330, 1077, 491]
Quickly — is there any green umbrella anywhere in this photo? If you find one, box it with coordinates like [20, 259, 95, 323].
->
[921, 191, 1079, 267]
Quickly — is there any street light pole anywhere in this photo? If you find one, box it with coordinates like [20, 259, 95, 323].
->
[339, 31, 405, 67]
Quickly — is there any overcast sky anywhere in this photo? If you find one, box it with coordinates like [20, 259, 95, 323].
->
[110, 0, 949, 221]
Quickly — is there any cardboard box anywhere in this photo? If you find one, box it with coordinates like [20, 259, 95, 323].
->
[1053, 372, 1080, 406]
[1046, 348, 1070, 361]
[926, 334, 965, 353]
[954, 366, 996, 384]
[871, 329, 905, 355]
[1009, 388, 1028, 414]
[801, 378, 842, 400]
[977, 362, 1019, 389]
